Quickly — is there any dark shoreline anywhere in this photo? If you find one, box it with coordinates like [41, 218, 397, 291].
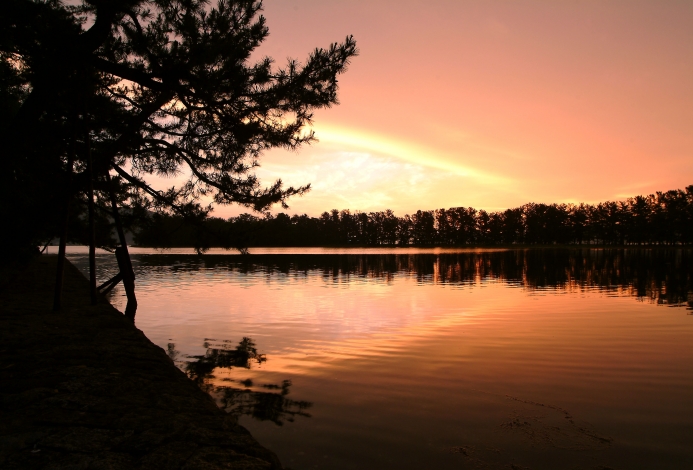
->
[43, 244, 693, 254]
[0, 255, 283, 469]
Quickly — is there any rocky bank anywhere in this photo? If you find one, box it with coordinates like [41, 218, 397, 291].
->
[0, 255, 283, 469]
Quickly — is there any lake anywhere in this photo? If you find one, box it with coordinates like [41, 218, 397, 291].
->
[60, 247, 693, 469]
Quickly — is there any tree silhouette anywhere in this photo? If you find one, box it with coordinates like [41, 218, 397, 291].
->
[2, 0, 356, 314]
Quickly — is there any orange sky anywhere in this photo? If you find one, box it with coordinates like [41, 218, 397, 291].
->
[211, 0, 693, 218]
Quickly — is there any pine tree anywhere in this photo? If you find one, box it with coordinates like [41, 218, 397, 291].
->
[1, 0, 357, 312]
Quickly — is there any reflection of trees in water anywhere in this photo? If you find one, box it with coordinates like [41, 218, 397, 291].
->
[183, 337, 265, 386]
[217, 379, 312, 426]
[142, 249, 693, 308]
[167, 338, 312, 426]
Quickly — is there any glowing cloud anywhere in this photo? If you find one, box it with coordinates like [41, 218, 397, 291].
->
[313, 124, 512, 186]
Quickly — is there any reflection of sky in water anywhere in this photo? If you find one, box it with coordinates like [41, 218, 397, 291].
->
[64, 248, 693, 469]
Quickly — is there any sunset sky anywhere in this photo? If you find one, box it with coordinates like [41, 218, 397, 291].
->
[214, 0, 693, 218]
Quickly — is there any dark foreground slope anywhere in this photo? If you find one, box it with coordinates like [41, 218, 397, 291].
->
[0, 255, 282, 469]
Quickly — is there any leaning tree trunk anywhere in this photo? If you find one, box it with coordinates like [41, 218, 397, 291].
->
[106, 172, 137, 320]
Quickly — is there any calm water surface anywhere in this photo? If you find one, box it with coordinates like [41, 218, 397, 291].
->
[63, 248, 693, 469]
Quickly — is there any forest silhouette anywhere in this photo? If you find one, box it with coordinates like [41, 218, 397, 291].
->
[136, 186, 693, 249]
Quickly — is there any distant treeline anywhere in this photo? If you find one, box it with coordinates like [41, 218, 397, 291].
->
[135, 186, 693, 248]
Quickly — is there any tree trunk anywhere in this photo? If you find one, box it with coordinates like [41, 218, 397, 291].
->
[86, 114, 97, 305]
[52, 152, 74, 311]
[107, 173, 137, 320]
[52, 210, 69, 311]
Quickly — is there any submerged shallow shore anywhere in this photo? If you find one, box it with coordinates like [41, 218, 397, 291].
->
[0, 255, 283, 469]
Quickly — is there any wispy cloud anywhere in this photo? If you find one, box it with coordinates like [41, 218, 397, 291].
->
[314, 124, 512, 186]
